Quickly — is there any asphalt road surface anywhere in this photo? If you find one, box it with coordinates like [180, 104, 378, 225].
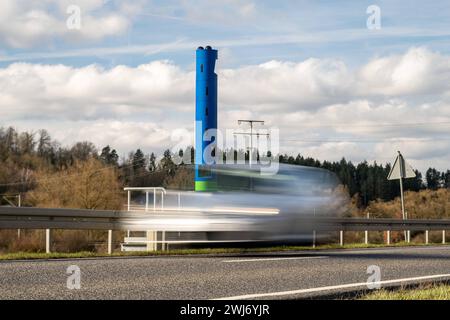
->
[1, 246, 450, 299]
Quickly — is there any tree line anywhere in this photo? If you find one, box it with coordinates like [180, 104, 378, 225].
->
[279, 154, 449, 207]
[0, 126, 449, 208]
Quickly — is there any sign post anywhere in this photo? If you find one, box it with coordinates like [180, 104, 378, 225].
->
[387, 151, 416, 241]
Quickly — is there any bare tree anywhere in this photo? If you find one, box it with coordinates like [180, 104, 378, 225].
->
[28, 158, 123, 210]
[37, 129, 52, 157]
[71, 141, 97, 161]
[18, 131, 36, 155]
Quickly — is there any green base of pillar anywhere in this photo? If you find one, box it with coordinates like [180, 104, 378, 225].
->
[195, 180, 217, 192]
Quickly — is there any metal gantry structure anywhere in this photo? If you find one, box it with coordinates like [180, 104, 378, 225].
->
[233, 120, 270, 165]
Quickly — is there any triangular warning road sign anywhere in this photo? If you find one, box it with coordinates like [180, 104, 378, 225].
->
[387, 152, 416, 180]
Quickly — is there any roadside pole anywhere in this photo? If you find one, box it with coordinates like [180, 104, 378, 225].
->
[399, 173, 407, 241]
[387, 151, 416, 243]
[398, 152, 407, 241]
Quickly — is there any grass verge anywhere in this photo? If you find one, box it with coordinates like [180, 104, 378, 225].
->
[0, 241, 443, 261]
[360, 284, 450, 300]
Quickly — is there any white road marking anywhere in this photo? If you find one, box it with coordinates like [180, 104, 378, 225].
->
[223, 256, 328, 263]
[214, 273, 450, 300]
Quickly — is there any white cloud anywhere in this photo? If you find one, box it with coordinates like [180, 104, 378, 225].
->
[358, 47, 450, 96]
[0, 61, 194, 121]
[1, 47, 450, 173]
[220, 58, 353, 111]
[0, 0, 131, 48]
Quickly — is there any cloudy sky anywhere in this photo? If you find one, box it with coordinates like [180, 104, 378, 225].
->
[1, 0, 450, 173]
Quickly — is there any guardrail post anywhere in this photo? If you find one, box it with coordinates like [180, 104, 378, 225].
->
[443, 230, 446, 244]
[162, 231, 166, 251]
[386, 230, 391, 245]
[17, 194, 21, 240]
[365, 212, 369, 245]
[45, 229, 51, 253]
[146, 231, 157, 251]
[407, 230, 411, 243]
[425, 230, 429, 244]
[339, 230, 344, 246]
[108, 230, 113, 254]
[312, 230, 316, 248]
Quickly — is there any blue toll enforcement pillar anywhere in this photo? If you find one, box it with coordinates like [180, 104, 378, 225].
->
[195, 46, 218, 191]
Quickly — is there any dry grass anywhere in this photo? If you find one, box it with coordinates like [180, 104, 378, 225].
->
[4, 230, 44, 252]
[0, 229, 120, 254]
[367, 189, 450, 220]
[349, 189, 450, 243]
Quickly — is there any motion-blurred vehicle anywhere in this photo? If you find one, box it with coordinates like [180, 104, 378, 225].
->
[160, 164, 349, 244]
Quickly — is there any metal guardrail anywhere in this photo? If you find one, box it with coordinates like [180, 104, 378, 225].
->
[334, 217, 450, 231]
[1, 207, 450, 232]
[1, 207, 449, 254]
[0, 207, 123, 231]
[0, 207, 259, 232]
